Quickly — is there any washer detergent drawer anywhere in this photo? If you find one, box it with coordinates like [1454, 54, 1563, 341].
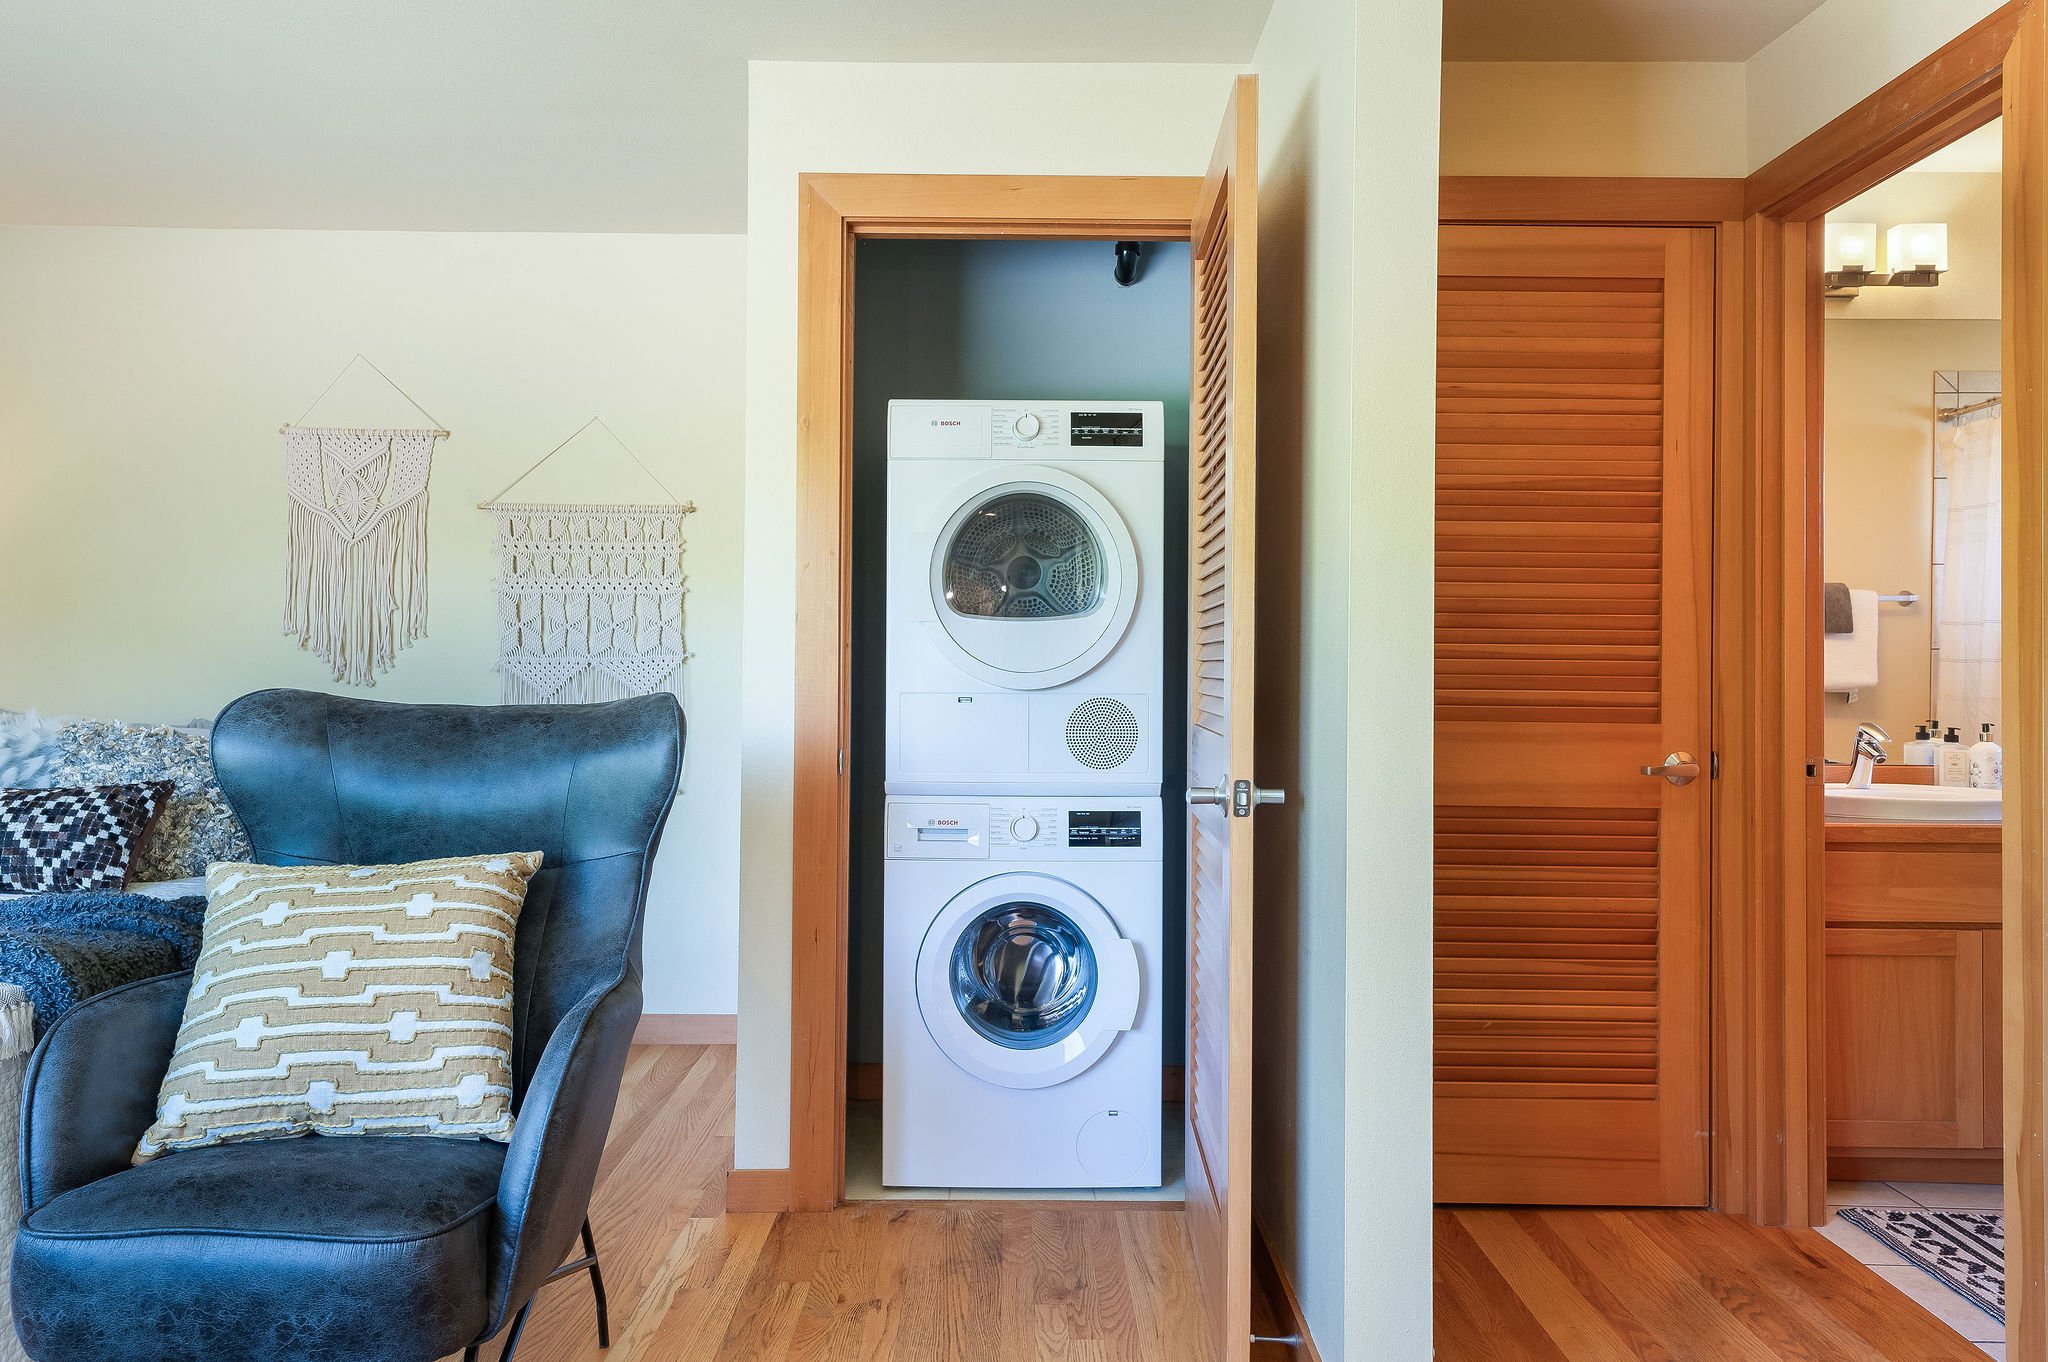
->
[885, 802, 989, 860]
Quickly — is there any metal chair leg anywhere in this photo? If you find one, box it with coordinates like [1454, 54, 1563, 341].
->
[582, 1218, 612, 1349]
[461, 1350, 481, 1362]
[495, 1299, 534, 1362]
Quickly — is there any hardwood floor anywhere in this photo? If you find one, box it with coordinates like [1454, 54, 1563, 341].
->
[1436, 1206, 1992, 1360]
[450, 1045, 1224, 1362]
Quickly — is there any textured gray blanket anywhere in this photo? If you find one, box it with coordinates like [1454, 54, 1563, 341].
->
[0, 893, 205, 1037]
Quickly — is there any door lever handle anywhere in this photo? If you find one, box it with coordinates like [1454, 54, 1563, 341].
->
[1186, 780, 1229, 807]
[1640, 752, 1702, 786]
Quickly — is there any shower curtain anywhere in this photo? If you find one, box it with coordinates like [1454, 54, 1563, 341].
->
[1936, 411, 2002, 741]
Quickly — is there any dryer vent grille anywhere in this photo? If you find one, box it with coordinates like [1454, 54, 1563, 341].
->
[1066, 697, 1140, 770]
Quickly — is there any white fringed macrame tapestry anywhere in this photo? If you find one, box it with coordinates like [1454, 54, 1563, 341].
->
[282, 425, 443, 687]
[490, 503, 692, 704]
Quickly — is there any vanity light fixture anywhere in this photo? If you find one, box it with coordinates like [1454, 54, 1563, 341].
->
[1885, 221, 1949, 286]
[1825, 219, 1949, 297]
[1824, 221, 1882, 295]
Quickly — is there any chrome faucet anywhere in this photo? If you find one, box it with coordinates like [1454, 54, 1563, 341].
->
[1847, 722, 1891, 788]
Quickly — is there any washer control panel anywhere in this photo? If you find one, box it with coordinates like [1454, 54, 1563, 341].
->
[886, 797, 1160, 862]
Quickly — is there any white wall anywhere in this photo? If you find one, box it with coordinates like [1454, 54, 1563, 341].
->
[1247, 0, 1442, 1351]
[736, 61, 1241, 1170]
[1748, 0, 2007, 168]
[1343, 1, 1440, 1356]
[1440, 62, 1747, 177]
[0, 226, 745, 1018]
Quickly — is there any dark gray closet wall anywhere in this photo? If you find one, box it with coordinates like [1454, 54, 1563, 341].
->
[848, 237, 1192, 1070]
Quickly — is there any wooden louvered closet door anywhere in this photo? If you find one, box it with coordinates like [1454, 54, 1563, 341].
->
[1185, 73, 1258, 1362]
[1434, 225, 1714, 1206]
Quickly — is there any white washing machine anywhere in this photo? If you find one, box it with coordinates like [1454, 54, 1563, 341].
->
[883, 794, 1162, 1189]
[886, 399, 1165, 796]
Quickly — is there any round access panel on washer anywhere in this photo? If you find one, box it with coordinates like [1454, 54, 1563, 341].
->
[1075, 1109, 1149, 1184]
[916, 871, 1141, 1091]
[927, 468, 1139, 690]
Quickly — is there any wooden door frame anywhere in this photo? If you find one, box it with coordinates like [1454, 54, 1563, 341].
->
[764, 171, 1203, 1215]
[1446, 0, 2048, 1348]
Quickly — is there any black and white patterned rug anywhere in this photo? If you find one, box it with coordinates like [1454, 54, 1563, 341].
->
[1838, 1206, 2004, 1323]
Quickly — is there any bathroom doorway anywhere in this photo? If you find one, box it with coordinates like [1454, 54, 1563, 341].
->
[1814, 129, 2008, 1350]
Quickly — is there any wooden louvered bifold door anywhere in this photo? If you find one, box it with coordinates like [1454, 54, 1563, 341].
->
[1434, 225, 1714, 1207]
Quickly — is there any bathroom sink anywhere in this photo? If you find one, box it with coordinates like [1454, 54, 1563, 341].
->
[1824, 785, 2003, 823]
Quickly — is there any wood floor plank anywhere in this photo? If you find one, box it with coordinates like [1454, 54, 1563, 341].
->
[1435, 1207, 1998, 1362]
[437, 1048, 1219, 1362]
[1434, 1211, 1575, 1362]
[1457, 1210, 1642, 1362]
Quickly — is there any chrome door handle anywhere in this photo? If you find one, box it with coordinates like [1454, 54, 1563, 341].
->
[1186, 780, 1229, 807]
[1640, 752, 1702, 786]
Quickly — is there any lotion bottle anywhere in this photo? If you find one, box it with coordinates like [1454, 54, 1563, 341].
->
[1970, 723, 2003, 790]
[1903, 723, 1940, 766]
[1940, 727, 1972, 787]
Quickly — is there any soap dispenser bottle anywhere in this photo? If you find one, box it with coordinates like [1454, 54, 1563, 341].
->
[1970, 723, 2003, 789]
[1903, 723, 1939, 766]
[1940, 727, 1972, 787]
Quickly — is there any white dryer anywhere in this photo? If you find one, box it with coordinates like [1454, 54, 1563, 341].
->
[883, 794, 1162, 1190]
[886, 399, 1165, 796]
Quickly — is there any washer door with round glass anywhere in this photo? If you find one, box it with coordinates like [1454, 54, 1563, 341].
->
[927, 466, 1140, 690]
[915, 871, 1141, 1090]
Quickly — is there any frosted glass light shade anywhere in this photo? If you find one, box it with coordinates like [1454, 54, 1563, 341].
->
[1886, 222, 1949, 272]
[1825, 222, 1879, 273]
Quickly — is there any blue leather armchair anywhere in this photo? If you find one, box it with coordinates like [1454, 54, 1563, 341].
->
[12, 689, 684, 1362]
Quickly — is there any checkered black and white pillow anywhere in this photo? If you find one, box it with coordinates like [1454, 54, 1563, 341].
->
[0, 782, 172, 894]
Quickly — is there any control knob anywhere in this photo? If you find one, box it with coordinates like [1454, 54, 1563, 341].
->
[1013, 412, 1043, 441]
[1010, 814, 1040, 842]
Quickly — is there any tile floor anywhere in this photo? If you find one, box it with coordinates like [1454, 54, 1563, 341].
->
[1822, 1180, 2006, 1358]
[842, 1099, 1185, 1202]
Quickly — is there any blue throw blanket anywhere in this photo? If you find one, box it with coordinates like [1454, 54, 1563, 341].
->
[0, 892, 205, 1038]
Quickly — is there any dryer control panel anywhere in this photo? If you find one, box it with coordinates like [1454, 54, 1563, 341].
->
[888, 400, 1164, 461]
[886, 797, 1161, 862]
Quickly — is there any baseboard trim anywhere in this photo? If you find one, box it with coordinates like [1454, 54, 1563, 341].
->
[725, 1167, 792, 1214]
[634, 1013, 737, 1045]
[1252, 1213, 1325, 1361]
[848, 1061, 1183, 1103]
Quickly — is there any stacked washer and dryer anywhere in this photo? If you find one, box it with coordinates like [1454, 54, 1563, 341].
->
[882, 398, 1168, 1190]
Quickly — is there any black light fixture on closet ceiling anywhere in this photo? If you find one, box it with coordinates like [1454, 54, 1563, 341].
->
[1113, 240, 1143, 287]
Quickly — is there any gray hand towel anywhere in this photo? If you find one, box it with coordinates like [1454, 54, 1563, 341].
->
[1823, 581, 1854, 635]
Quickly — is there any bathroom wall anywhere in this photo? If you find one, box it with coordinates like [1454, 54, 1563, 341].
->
[1823, 318, 2001, 755]
[844, 237, 1192, 1069]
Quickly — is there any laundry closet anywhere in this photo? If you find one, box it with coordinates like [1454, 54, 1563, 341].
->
[844, 237, 1192, 1199]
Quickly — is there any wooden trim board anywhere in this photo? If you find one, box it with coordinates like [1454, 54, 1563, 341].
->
[1440, 176, 1746, 225]
[723, 1167, 792, 1215]
[633, 1014, 737, 1045]
[785, 172, 1202, 1216]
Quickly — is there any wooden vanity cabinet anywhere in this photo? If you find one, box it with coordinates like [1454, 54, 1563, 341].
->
[1824, 823, 2003, 1182]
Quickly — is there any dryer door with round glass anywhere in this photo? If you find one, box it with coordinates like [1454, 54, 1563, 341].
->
[927, 466, 1140, 690]
[914, 871, 1140, 1090]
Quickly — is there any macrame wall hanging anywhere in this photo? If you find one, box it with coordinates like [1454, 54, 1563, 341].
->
[279, 356, 448, 687]
[481, 418, 695, 705]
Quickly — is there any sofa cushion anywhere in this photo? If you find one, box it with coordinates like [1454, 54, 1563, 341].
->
[13, 1136, 503, 1362]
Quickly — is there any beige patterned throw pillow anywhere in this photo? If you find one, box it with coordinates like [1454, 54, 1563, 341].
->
[134, 851, 541, 1163]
